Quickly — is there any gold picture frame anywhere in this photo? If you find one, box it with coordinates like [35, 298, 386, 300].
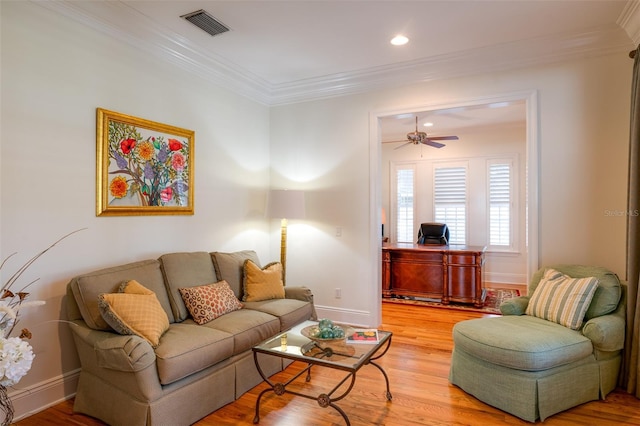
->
[96, 108, 195, 216]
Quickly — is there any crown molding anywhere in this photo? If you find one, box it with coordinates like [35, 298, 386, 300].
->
[268, 25, 633, 105]
[34, 0, 273, 105]
[35, 1, 634, 107]
[618, 0, 640, 46]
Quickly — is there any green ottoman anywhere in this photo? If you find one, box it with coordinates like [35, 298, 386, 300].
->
[449, 265, 625, 422]
[450, 316, 599, 422]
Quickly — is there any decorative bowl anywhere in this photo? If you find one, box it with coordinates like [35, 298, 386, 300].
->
[301, 324, 355, 346]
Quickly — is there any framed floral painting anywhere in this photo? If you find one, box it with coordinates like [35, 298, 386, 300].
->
[96, 108, 195, 216]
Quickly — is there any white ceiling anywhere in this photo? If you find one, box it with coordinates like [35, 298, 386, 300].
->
[125, 0, 629, 84]
[39, 1, 639, 106]
[379, 100, 527, 143]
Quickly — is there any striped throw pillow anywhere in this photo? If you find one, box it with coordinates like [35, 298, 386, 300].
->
[526, 268, 598, 330]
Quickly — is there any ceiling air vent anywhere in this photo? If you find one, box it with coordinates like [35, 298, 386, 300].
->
[181, 10, 230, 37]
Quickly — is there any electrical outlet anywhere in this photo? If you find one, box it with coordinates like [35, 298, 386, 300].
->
[336, 226, 342, 237]
[335, 288, 341, 298]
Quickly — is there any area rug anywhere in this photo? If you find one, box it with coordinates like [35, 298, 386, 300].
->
[382, 288, 521, 315]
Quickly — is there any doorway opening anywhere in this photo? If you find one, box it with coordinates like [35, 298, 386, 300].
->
[368, 91, 539, 326]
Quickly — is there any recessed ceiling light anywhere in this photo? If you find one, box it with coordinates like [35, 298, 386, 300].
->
[423, 122, 434, 127]
[390, 35, 409, 46]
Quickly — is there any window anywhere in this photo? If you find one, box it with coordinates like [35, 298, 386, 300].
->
[434, 165, 467, 244]
[390, 156, 518, 249]
[395, 166, 415, 243]
[488, 161, 512, 247]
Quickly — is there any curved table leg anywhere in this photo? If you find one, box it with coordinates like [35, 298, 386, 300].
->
[368, 361, 392, 401]
[368, 335, 393, 400]
[253, 351, 314, 423]
[253, 386, 274, 424]
[315, 371, 357, 425]
[253, 351, 273, 423]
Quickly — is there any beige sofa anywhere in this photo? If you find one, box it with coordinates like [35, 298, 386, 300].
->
[65, 250, 316, 425]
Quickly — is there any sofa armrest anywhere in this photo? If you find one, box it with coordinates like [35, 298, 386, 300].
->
[583, 282, 626, 352]
[94, 335, 156, 372]
[499, 296, 530, 316]
[285, 286, 317, 320]
[69, 319, 163, 402]
[582, 314, 625, 352]
[69, 320, 156, 372]
[285, 286, 312, 302]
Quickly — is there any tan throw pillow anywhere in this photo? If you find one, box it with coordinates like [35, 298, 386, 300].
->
[525, 268, 598, 330]
[242, 260, 285, 302]
[98, 280, 170, 348]
[179, 280, 243, 325]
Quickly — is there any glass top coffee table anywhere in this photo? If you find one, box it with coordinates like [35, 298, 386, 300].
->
[252, 320, 393, 425]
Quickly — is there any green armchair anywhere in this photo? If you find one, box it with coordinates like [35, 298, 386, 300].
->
[449, 265, 626, 422]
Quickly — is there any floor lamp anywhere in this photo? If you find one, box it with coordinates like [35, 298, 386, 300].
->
[267, 190, 306, 286]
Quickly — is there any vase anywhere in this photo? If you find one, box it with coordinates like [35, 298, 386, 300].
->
[0, 385, 13, 426]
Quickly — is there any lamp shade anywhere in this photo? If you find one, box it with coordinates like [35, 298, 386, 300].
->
[267, 190, 306, 219]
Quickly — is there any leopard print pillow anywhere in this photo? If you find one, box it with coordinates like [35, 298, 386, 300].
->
[179, 280, 243, 325]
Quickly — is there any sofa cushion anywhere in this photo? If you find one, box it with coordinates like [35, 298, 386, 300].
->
[179, 280, 243, 325]
[529, 265, 621, 320]
[154, 323, 234, 385]
[70, 259, 174, 330]
[98, 280, 170, 348]
[196, 309, 280, 355]
[159, 252, 218, 322]
[526, 268, 598, 330]
[243, 298, 313, 331]
[211, 250, 261, 299]
[242, 260, 285, 302]
[453, 315, 593, 371]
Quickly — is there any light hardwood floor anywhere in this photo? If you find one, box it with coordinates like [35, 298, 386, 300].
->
[16, 303, 640, 425]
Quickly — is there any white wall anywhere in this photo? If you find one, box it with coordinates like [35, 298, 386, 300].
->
[271, 53, 630, 326]
[1, 2, 271, 418]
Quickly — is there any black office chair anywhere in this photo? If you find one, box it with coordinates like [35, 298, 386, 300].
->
[417, 223, 449, 245]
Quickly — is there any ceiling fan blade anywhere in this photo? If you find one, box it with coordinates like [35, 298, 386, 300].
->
[422, 140, 446, 149]
[394, 141, 414, 150]
[427, 135, 459, 141]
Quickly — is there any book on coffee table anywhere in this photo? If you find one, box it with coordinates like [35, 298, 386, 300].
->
[347, 329, 380, 344]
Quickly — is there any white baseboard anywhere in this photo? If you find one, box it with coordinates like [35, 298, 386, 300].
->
[9, 368, 80, 421]
[315, 305, 374, 328]
[484, 271, 527, 285]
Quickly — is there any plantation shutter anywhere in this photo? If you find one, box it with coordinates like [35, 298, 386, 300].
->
[489, 162, 511, 246]
[396, 167, 415, 243]
[434, 166, 467, 244]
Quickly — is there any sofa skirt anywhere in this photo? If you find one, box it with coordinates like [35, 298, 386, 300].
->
[75, 359, 236, 426]
[449, 347, 600, 422]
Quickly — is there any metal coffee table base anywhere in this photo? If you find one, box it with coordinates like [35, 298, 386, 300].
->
[253, 339, 392, 425]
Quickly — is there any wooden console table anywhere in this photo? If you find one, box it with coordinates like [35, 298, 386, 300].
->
[381, 243, 486, 307]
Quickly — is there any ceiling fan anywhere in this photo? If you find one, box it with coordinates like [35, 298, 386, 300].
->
[384, 117, 459, 149]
